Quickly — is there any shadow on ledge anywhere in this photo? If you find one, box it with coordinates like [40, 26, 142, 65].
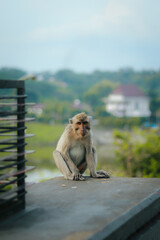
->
[0, 177, 160, 240]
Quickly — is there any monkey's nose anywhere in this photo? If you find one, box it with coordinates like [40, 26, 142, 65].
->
[81, 131, 86, 136]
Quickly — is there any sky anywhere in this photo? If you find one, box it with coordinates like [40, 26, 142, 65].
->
[0, 0, 160, 73]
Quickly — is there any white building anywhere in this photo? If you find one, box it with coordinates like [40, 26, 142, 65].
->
[105, 84, 151, 117]
[28, 104, 44, 116]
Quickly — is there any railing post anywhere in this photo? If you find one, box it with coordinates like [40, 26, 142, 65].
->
[0, 79, 35, 219]
[17, 83, 26, 208]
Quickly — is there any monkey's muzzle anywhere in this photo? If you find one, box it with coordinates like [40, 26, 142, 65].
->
[81, 132, 86, 137]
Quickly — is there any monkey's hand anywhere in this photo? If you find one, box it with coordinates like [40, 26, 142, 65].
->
[73, 170, 85, 181]
[73, 173, 85, 181]
[91, 170, 110, 178]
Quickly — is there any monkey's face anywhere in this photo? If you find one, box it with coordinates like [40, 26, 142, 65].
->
[74, 120, 90, 137]
[70, 113, 91, 138]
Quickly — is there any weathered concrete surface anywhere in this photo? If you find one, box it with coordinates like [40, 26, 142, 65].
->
[0, 177, 160, 240]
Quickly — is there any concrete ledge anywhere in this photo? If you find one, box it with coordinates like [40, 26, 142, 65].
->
[89, 188, 160, 240]
[0, 177, 160, 240]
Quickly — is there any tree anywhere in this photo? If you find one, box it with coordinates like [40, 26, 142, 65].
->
[114, 128, 160, 177]
[148, 90, 160, 122]
[83, 79, 118, 106]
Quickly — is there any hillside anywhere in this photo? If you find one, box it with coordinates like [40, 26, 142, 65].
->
[1, 67, 160, 98]
[0, 67, 160, 123]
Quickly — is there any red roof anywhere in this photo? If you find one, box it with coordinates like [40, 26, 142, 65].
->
[112, 84, 145, 97]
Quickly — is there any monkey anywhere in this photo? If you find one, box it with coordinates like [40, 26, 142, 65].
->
[53, 112, 110, 181]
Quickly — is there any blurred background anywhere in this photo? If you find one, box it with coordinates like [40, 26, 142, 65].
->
[0, 0, 160, 181]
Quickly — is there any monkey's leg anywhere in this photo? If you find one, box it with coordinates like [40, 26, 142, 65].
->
[53, 150, 75, 180]
[78, 161, 87, 174]
[53, 150, 85, 181]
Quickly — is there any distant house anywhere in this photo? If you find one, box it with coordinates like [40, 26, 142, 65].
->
[28, 104, 44, 116]
[72, 99, 85, 110]
[105, 84, 151, 117]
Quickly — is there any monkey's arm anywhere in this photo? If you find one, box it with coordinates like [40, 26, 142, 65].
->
[62, 149, 79, 173]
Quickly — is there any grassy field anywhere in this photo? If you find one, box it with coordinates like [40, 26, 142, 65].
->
[26, 122, 65, 169]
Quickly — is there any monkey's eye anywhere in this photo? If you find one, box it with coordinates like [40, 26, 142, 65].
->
[83, 121, 88, 124]
[77, 122, 81, 125]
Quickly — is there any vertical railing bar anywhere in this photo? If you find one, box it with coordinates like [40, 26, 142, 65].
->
[17, 81, 26, 208]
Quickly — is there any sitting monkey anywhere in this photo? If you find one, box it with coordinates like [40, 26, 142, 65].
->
[53, 112, 110, 180]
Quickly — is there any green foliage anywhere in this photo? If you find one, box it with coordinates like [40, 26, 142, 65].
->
[37, 100, 90, 123]
[83, 79, 118, 106]
[148, 90, 160, 120]
[95, 105, 110, 118]
[0, 68, 27, 96]
[54, 69, 93, 98]
[26, 80, 75, 103]
[1, 67, 160, 122]
[114, 128, 160, 177]
[0, 67, 26, 80]
[99, 116, 144, 129]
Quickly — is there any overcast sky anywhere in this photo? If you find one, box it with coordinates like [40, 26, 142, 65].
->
[0, 0, 160, 73]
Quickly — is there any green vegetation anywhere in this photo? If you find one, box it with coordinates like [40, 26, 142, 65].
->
[38, 100, 90, 124]
[114, 128, 160, 177]
[26, 122, 65, 169]
[83, 79, 118, 107]
[1, 67, 160, 123]
[99, 116, 148, 129]
[26, 80, 75, 103]
[0, 67, 26, 80]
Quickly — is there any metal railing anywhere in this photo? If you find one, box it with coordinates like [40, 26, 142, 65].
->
[0, 80, 34, 219]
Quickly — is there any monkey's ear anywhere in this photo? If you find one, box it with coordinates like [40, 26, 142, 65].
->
[69, 118, 73, 124]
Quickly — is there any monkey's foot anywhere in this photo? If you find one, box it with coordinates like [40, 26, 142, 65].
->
[73, 173, 85, 181]
[96, 170, 110, 178]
